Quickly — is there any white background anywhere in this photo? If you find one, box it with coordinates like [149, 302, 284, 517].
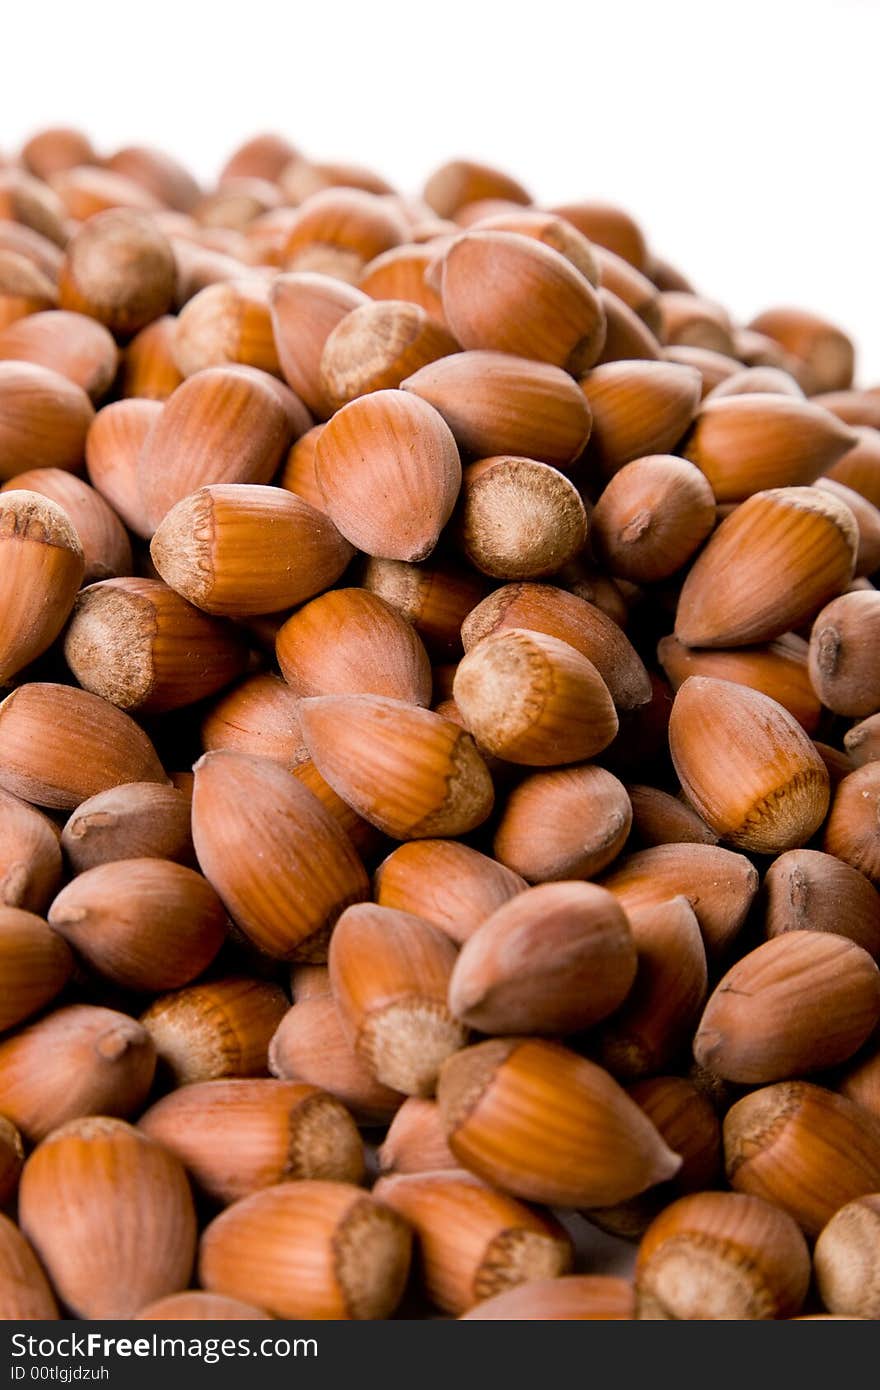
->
[6, 0, 879, 380]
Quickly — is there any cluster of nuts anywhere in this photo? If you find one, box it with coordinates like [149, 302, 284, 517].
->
[0, 125, 879, 1323]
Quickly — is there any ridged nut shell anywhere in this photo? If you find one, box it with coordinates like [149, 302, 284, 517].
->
[808, 590, 880, 717]
[423, 160, 530, 219]
[448, 881, 636, 1035]
[824, 426, 880, 508]
[599, 842, 759, 956]
[298, 694, 494, 839]
[598, 287, 663, 364]
[813, 1195, 880, 1320]
[747, 308, 855, 395]
[580, 360, 701, 477]
[269, 996, 404, 1125]
[0, 787, 63, 913]
[596, 897, 708, 1080]
[314, 388, 461, 562]
[668, 676, 830, 853]
[121, 315, 184, 400]
[694, 931, 880, 1082]
[85, 397, 160, 538]
[845, 712, 880, 768]
[586, 1074, 722, 1238]
[0, 310, 118, 402]
[0, 1213, 59, 1319]
[840, 1041, 880, 1118]
[724, 1081, 880, 1235]
[658, 631, 821, 735]
[320, 298, 458, 409]
[359, 244, 446, 322]
[135, 1291, 270, 1320]
[589, 247, 658, 325]
[199, 1180, 411, 1319]
[2, 466, 131, 582]
[140, 977, 288, 1086]
[683, 393, 855, 501]
[0, 247, 59, 327]
[61, 781, 194, 873]
[278, 423, 325, 509]
[453, 628, 618, 764]
[706, 364, 803, 400]
[0, 361, 94, 481]
[0, 1004, 156, 1142]
[493, 764, 632, 883]
[590, 454, 716, 582]
[374, 1169, 572, 1315]
[675, 486, 858, 647]
[439, 230, 605, 372]
[19, 1117, 196, 1319]
[329, 903, 466, 1096]
[173, 279, 281, 378]
[462, 584, 650, 712]
[823, 763, 880, 883]
[276, 588, 432, 704]
[377, 1097, 458, 1175]
[137, 366, 290, 533]
[461, 1274, 635, 1321]
[635, 1191, 810, 1320]
[201, 673, 307, 770]
[0, 683, 167, 810]
[373, 840, 526, 945]
[192, 749, 369, 960]
[549, 202, 647, 269]
[659, 291, 734, 355]
[58, 209, 176, 335]
[0, 905, 72, 1031]
[281, 188, 407, 281]
[150, 482, 354, 617]
[625, 783, 718, 848]
[437, 1037, 681, 1207]
[360, 554, 486, 660]
[470, 209, 599, 282]
[814, 477, 880, 578]
[401, 350, 592, 468]
[763, 848, 880, 959]
[49, 857, 227, 992]
[290, 757, 382, 860]
[269, 272, 368, 418]
[139, 1078, 364, 1203]
[64, 576, 249, 713]
[0, 168, 68, 246]
[0, 489, 84, 683]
